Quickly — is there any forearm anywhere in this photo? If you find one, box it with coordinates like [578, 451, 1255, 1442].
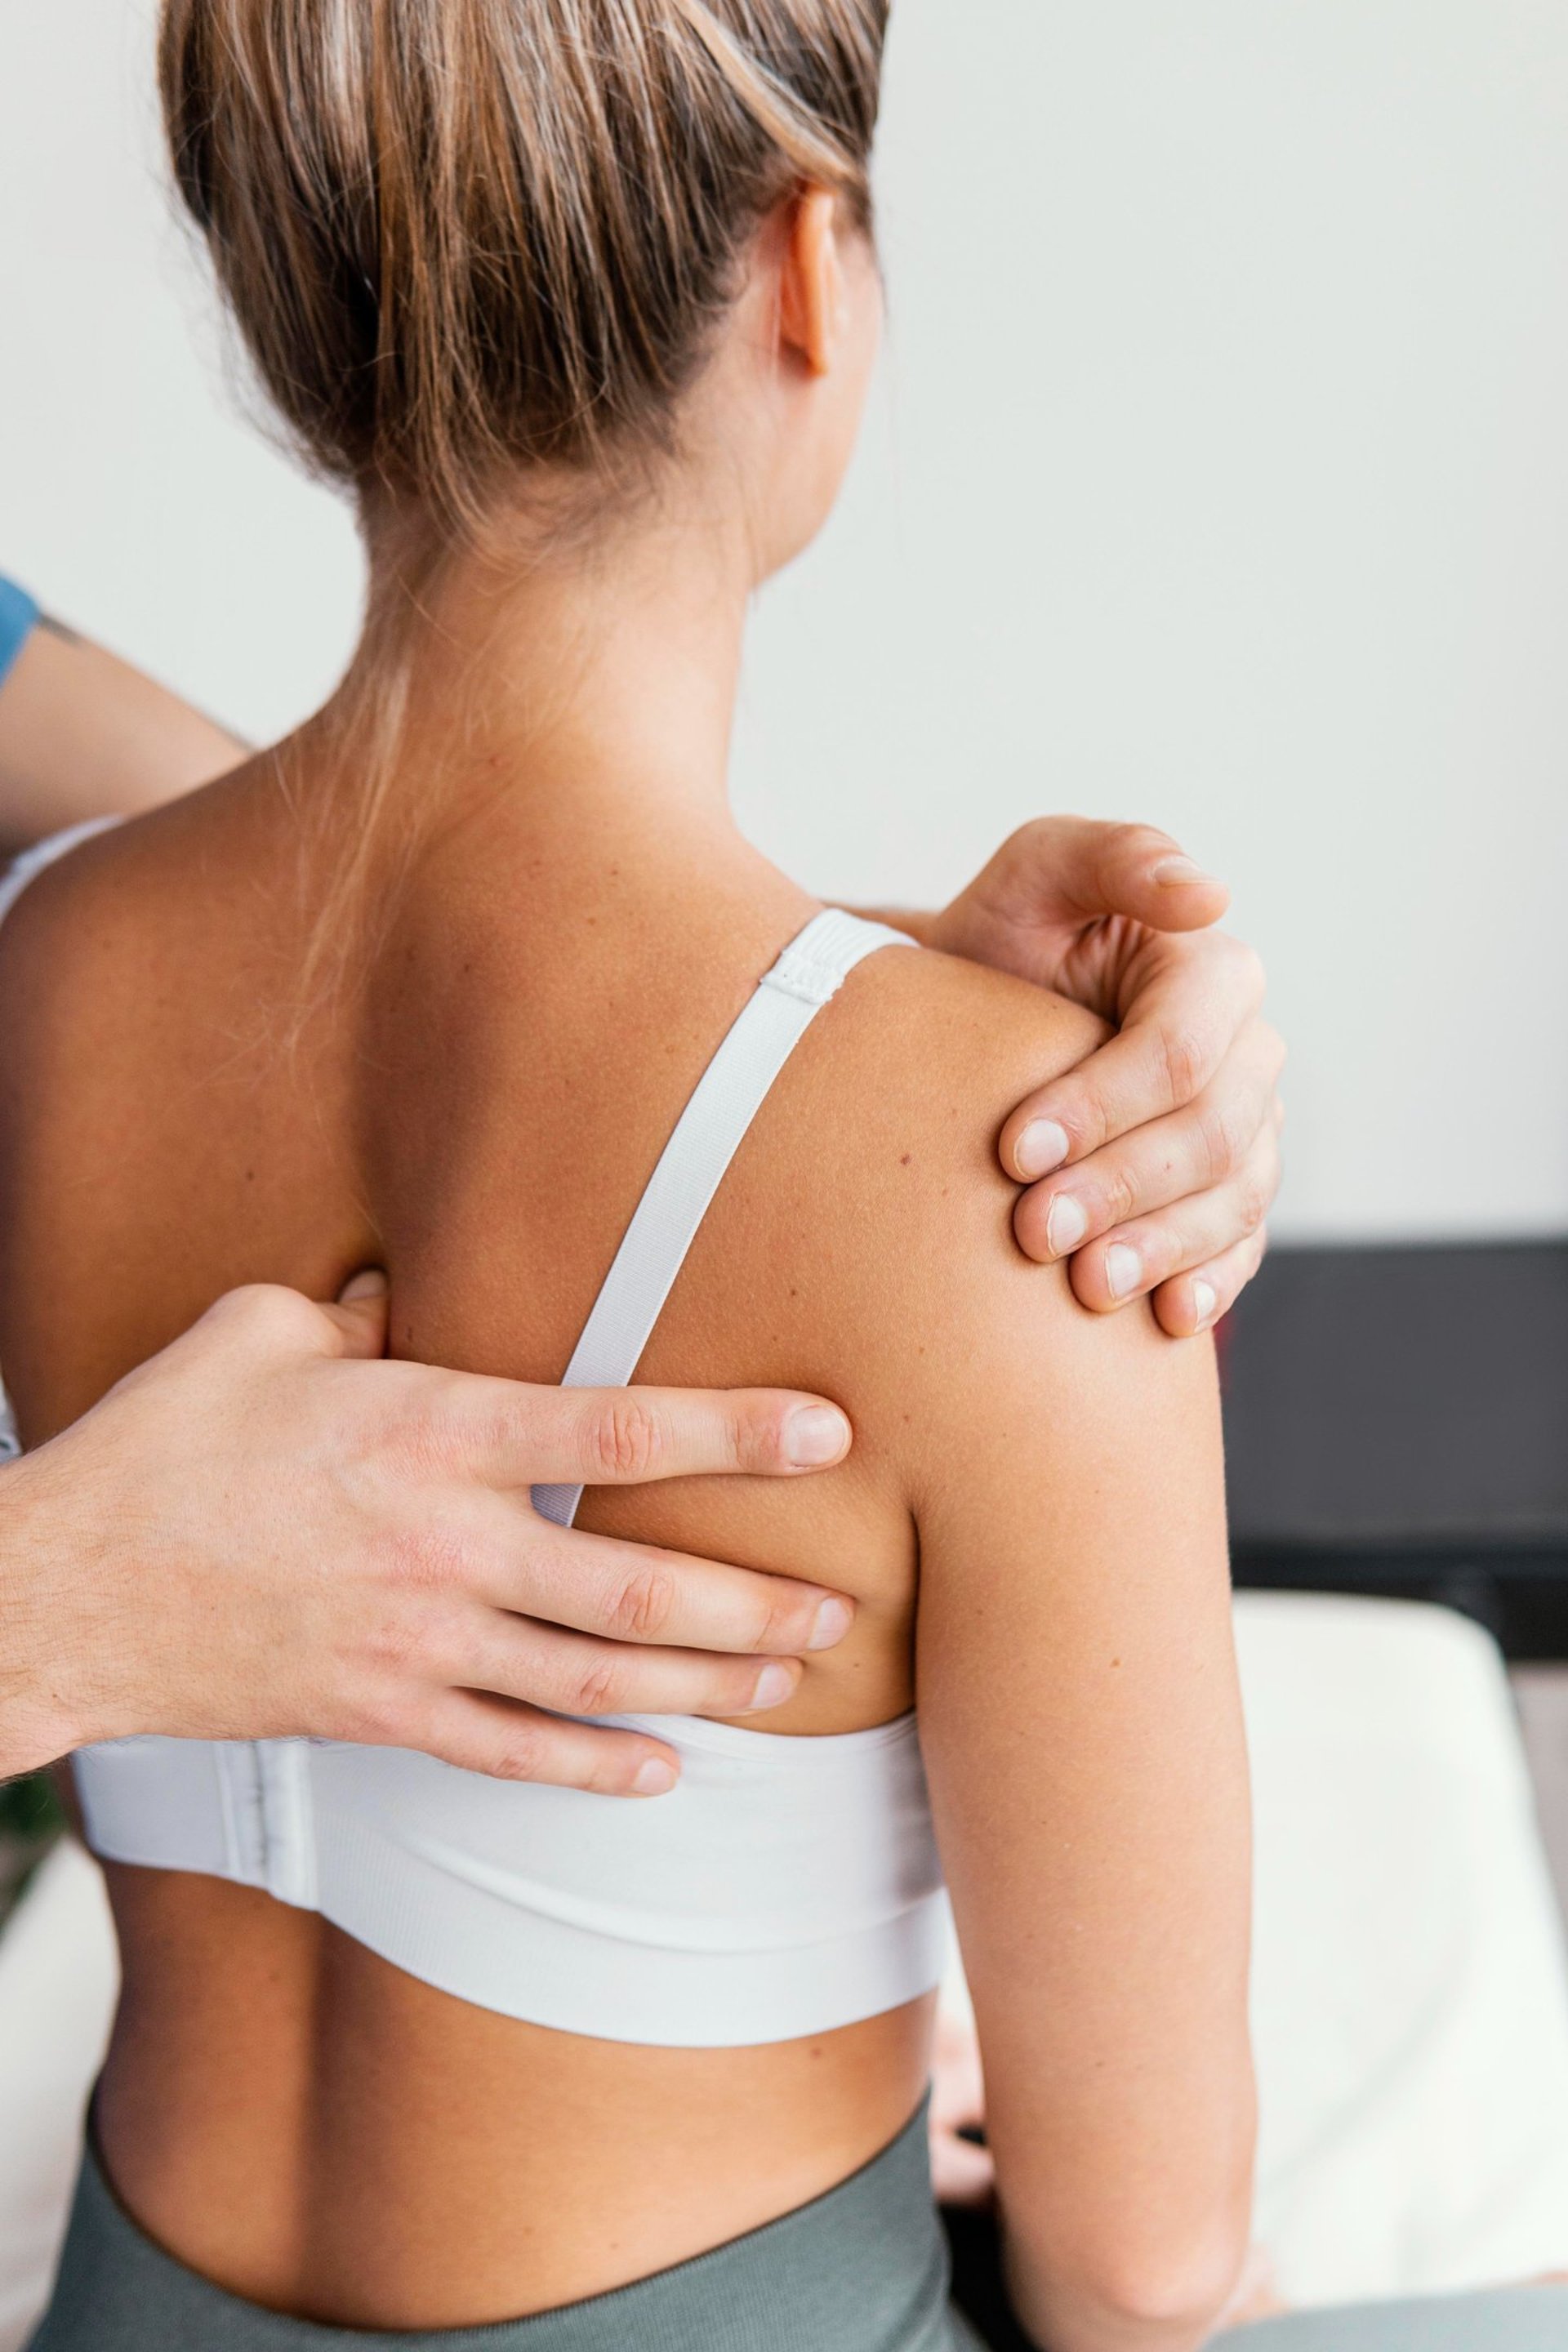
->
[0, 603, 245, 850]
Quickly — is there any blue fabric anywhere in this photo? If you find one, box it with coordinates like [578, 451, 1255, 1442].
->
[0, 575, 39, 690]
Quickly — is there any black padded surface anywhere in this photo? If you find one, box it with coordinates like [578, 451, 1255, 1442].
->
[1222, 1240, 1568, 1655]
[1223, 1241, 1568, 1549]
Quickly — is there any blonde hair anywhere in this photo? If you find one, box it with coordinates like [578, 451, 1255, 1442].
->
[158, 0, 889, 535]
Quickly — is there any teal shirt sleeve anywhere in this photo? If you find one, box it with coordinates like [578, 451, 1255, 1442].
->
[0, 576, 39, 691]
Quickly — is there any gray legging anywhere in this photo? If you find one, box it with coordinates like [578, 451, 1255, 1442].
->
[31, 2111, 1568, 2352]
[28, 2104, 982, 2352]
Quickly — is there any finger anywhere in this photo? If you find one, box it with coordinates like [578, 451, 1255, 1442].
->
[1012, 1023, 1283, 1267]
[1151, 1227, 1269, 1340]
[457, 1610, 806, 1723]
[971, 817, 1230, 934]
[1049, 817, 1232, 933]
[317, 1265, 391, 1360]
[441, 1377, 852, 1489]
[1002, 939, 1270, 1187]
[1061, 1132, 1277, 1316]
[408, 1690, 684, 1797]
[481, 1512, 857, 1657]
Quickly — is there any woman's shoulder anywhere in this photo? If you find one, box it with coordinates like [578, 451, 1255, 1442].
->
[702, 923, 1216, 1558]
[0, 774, 274, 1067]
[797, 934, 1110, 1270]
[0, 811, 163, 1125]
[0, 772, 334, 1441]
[0, 788, 210, 993]
[791, 930, 1223, 1530]
[0, 775, 281, 1247]
[730, 934, 1116, 1394]
[850, 936, 1110, 1129]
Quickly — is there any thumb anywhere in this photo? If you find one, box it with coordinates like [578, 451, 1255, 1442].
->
[1083, 824, 1231, 934]
[949, 820, 1232, 964]
[317, 1266, 391, 1361]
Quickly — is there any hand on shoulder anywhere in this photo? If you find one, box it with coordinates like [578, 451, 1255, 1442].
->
[889, 817, 1284, 1339]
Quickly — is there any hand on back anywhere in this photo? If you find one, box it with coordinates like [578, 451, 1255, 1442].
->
[0, 1272, 856, 1789]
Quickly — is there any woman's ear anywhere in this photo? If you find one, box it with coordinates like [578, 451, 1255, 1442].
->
[778, 187, 847, 378]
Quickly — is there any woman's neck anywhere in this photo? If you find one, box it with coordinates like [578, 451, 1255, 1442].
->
[323, 495, 760, 863]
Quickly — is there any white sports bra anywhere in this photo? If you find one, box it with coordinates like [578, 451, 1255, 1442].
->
[5, 826, 951, 2048]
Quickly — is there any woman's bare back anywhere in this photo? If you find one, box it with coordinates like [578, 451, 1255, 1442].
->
[0, 755, 1103, 2326]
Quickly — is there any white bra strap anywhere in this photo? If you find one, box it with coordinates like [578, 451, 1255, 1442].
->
[0, 817, 120, 929]
[532, 909, 915, 1530]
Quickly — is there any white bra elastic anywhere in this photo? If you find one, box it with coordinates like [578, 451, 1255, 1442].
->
[533, 908, 911, 1527]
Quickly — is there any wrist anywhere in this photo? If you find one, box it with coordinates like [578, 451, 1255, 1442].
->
[0, 1446, 102, 1775]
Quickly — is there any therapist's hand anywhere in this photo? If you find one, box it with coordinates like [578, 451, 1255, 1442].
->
[888, 819, 1284, 1338]
[0, 1276, 854, 1792]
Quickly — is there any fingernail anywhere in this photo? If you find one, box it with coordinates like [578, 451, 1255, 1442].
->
[338, 1267, 389, 1303]
[1107, 1243, 1143, 1299]
[1045, 1195, 1089, 1258]
[1015, 1120, 1071, 1180]
[785, 1404, 850, 1468]
[751, 1661, 797, 1710]
[808, 1595, 855, 1651]
[1152, 855, 1221, 889]
[1192, 1278, 1219, 1331]
[632, 1757, 678, 1797]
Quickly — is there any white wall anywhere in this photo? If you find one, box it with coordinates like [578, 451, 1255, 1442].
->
[2, 0, 1566, 1241]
